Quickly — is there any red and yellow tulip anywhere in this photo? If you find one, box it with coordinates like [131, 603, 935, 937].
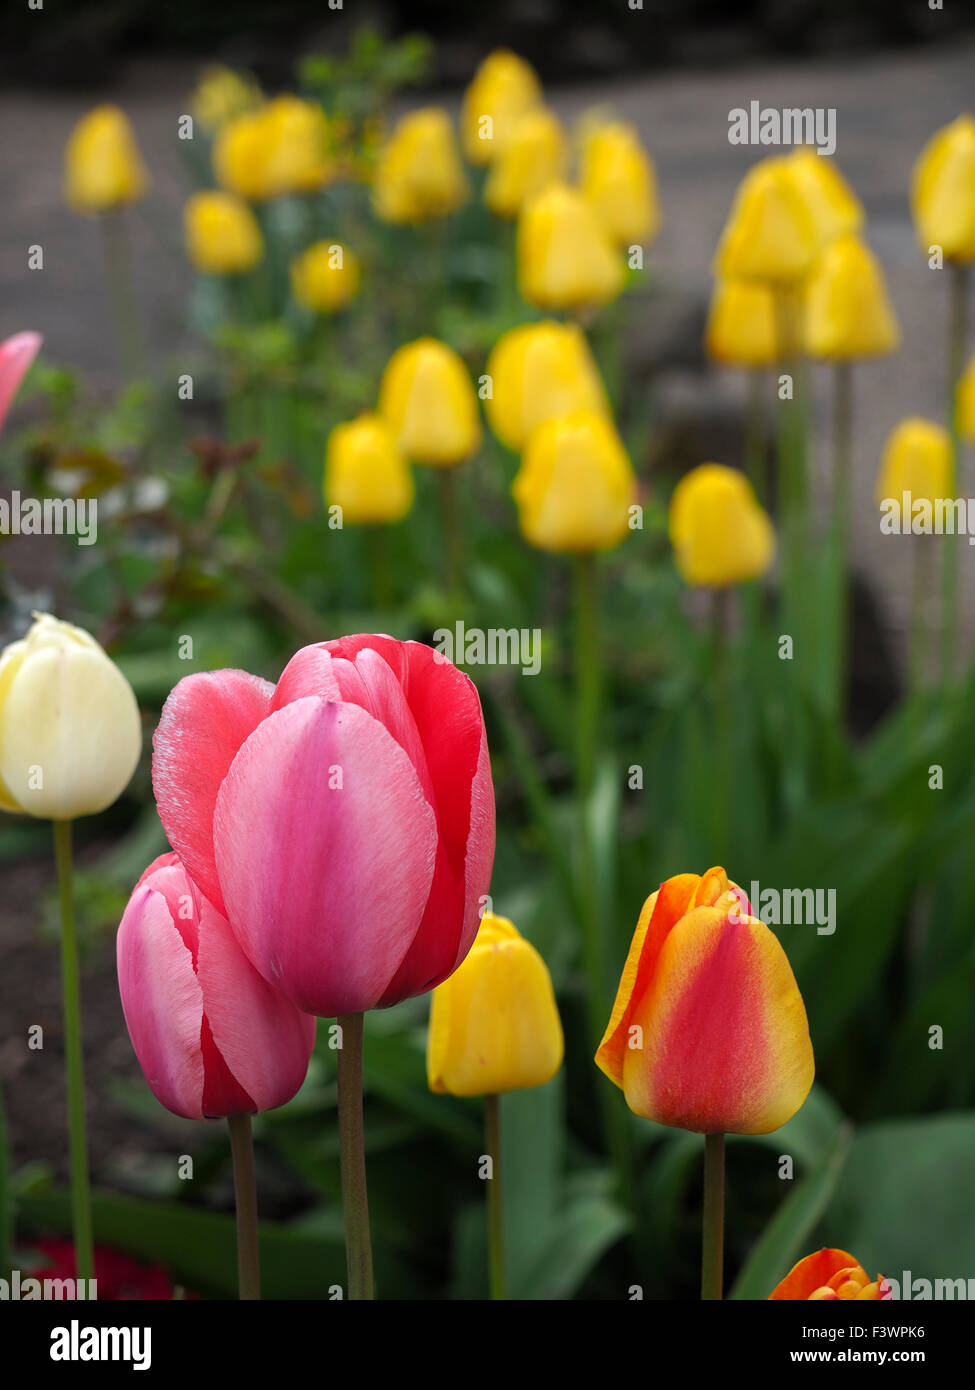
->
[769, 1249, 891, 1301]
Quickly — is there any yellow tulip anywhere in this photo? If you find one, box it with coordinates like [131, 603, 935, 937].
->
[372, 108, 468, 224]
[876, 418, 953, 507]
[213, 96, 332, 201]
[705, 278, 780, 368]
[512, 409, 636, 553]
[213, 109, 271, 200]
[485, 321, 609, 451]
[192, 65, 261, 134]
[484, 108, 567, 219]
[291, 240, 360, 313]
[669, 464, 775, 587]
[427, 913, 564, 1097]
[0, 613, 142, 820]
[64, 105, 148, 213]
[184, 192, 263, 275]
[517, 183, 624, 312]
[461, 49, 543, 166]
[714, 158, 819, 284]
[957, 356, 975, 444]
[324, 413, 413, 525]
[786, 148, 863, 246]
[580, 120, 660, 247]
[378, 337, 482, 466]
[804, 234, 900, 361]
[911, 115, 975, 263]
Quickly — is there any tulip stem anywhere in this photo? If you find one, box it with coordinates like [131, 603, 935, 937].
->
[745, 369, 767, 505]
[710, 588, 734, 861]
[227, 1113, 261, 1300]
[484, 1094, 506, 1300]
[99, 210, 144, 379]
[911, 537, 935, 692]
[701, 1132, 725, 1301]
[336, 1012, 374, 1300]
[941, 263, 969, 682]
[828, 362, 853, 740]
[52, 818, 94, 1286]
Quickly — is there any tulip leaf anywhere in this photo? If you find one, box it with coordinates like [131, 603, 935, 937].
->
[511, 1185, 630, 1300]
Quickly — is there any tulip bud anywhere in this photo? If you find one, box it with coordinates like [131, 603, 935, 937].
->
[192, 65, 261, 135]
[484, 108, 567, 219]
[213, 109, 272, 201]
[911, 114, 975, 264]
[0, 331, 42, 437]
[596, 868, 814, 1134]
[291, 240, 360, 313]
[669, 464, 775, 587]
[769, 1249, 891, 1301]
[427, 913, 564, 1096]
[378, 337, 482, 466]
[957, 355, 975, 444]
[485, 321, 609, 451]
[324, 413, 414, 524]
[64, 106, 149, 214]
[580, 120, 661, 247]
[117, 852, 316, 1120]
[372, 108, 468, 225]
[0, 613, 142, 820]
[184, 192, 263, 275]
[517, 183, 624, 312]
[512, 409, 636, 554]
[214, 96, 333, 202]
[785, 149, 863, 246]
[705, 279, 780, 368]
[715, 158, 819, 284]
[461, 49, 543, 166]
[876, 417, 953, 507]
[804, 234, 900, 361]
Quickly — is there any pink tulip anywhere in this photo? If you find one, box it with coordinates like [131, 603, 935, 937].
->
[117, 852, 316, 1119]
[152, 635, 496, 1017]
[0, 332, 42, 435]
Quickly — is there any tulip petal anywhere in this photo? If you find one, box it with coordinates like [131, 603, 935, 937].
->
[0, 332, 42, 435]
[769, 1249, 862, 1301]
[152, 669, 274, 914]
[213, 696, 438, 1016]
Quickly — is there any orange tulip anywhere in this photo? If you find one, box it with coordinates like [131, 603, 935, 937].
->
[595, 868, 814, 1134]
[769, 1249, 891, 1301]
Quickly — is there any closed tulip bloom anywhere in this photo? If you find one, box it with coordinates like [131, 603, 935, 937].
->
[213, 109, 272, 200]
[291, 240, 360, 313]
[786, 148, 863, 246]
[64, 105, 148, 213]
[0, 614, 141, 820]
[324, 413, 413, 524]
[715, 158, 819, 284]
[769, 1249, 891, 1301]
[580, 121, 661, 247]
[118, 852, 316, 1119]
[912, 114, 975, 263]
[485, 321, 609, 451]
[669, 464, 775, 587]
[462, 49, 543, 166]
[876, 417, 953, 506]
[373, 108, 468, 224]
[804, 234, 899, 360]
[214, 97, 332, 202]
[705, 279, 779, 368]
[427, 913, 564, 1096]
[0, 331, 42, 436]
[152, 635, 495, 1017]
[378, 338, 482, 466]
[517, 183, 624, 311]
[484, 108, 567, 219]
[957, 356, 975, 443]
[512, 409, 636, 553]
[596, 868, 814, 1134]
[184, 192, 263, 275]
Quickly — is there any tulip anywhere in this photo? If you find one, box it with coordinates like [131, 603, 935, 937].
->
[291, 240, 361, 313]
[461, 49, 542, 166]
[485, 321, 609, 451]
[804, 234, 900, 361]
[714, 158, 819, 284]
[0, 612, 142, 821]
[484, 108, 567, 219]
[0, 331, 42, 436]
[193, 65, 261, 134]
[517, 183, 624, 311]
[372, 108, 468, 224]
[957, 355, 975, 443]
[324, 413, 413, 524]
[427, 913, 564, 1097]
[184, 192, 263, 275]
[669, 464, 775, 588]
[512, 409, 635, 555]
[64, 105, 149, 213]
[876, 417, 953, 506]
[378, 337, 482, 467]
[705, 279, 780, 368]
[580, 120, 661, 247]
[769, 1249, 891, 1301]
[214, 96, 333, 202]
[911, 114, 975, 263]
[786, 148, 863, 246]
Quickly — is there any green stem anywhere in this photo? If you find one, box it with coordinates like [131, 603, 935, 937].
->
[336, 1012, 374, 1301]
[99, 210, 144, 378]
[911, 537, 934, 693]
[701, 1132, 725, 1301]
[365, 525, 392, 609]
[53, 819, 94, 1285]
[941, 263, 969, 682]
[829, 361, 853, 731]
[484, 1094, 505, 1300]
[227, 1113, 260, 1300]
[744, 369, 766, 504]
[438, 469, 464, 601]
[710, 588, 734, 862]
